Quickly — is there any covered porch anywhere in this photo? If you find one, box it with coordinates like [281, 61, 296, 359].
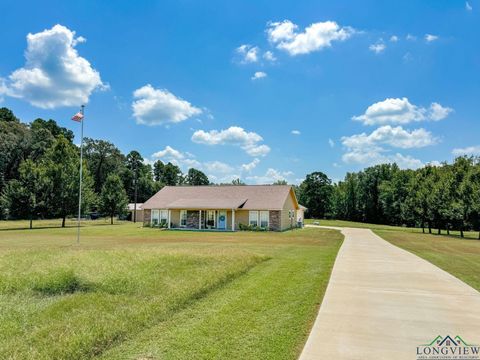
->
[152, 209, 239, 231]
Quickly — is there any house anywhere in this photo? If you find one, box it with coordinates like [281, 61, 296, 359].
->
[141, 185, 303, 231]
[127, 203, 143, 222]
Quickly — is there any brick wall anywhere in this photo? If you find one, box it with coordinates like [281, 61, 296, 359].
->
[269, 210, 281, 231]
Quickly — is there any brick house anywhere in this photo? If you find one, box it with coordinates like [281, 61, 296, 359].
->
[141, 185, 303, 231]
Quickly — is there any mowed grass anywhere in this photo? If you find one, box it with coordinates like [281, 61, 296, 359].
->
[306, 218, 479, 239]
[0, 221, 343, 360]
[375, 229, 480, 292]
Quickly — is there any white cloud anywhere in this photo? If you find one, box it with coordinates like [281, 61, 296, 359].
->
[263, 51, 277, 61]
[236, 44, 259, 63]
[406, 34, 417, 41]
[241, 158, 260, 172]
[429, 102, 453, 120]
[132, 84, 202, 126]
[246, 168, 295, 184]
[266, 20, 354, 56]
[328, 138, 335, 147]
[291, 130, 301, 135]
[425, 34, 439, 42]
[342, 125, 437, 150]
[342, 149, 424, 169]
[369, 42, 386, 54]
[466, 1, 473, 11]
[352, 97, 453, 125]
[341, 125, 437, 169]
[3, 24, 105, 109]
[452, 145, 480, 156]
[390, 35, 399, 42]
[191, 126, 271, 157]
[251, 71, 267, 80]
[203, 161, 234, 174]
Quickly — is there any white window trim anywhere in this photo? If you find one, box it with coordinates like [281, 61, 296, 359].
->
[151, 209, 160, 226]
[259, 210, 269, 229]
[159, 209, 168, 224]
[180, 210, 187, 227]
[249, 211, 259, 227]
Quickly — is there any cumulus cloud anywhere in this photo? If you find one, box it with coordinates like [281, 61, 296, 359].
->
[266, 20, 354, 56]
[191, 126, 271, 157]
[342, 125, 437, 150]
[341, 125, 438, 169]
[203, 161, 234, 174]
[291, 130, 301, 135]
[150, 146, 238, 182]
[452, 145, 480, 156]
[369, 42, 386, 54]
[263, 51, 277, 61]
[132, 84, 202, 126]
[342, 151, 424, 169]
[251, 71, 267, 80]
[241, 158, 260, 172]
[246, 168, 295, 184]
[352, 97, 453, 125]
[390, 35, 399, 42]
[3, 24, 105, 109]
[236, 44, 259, 63]
[425, 34, 439, 42]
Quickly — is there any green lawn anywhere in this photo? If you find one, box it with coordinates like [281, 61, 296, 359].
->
[375, 229, 480, 292]
[306, 218, 480, 239]
[0, 221, 343, 360]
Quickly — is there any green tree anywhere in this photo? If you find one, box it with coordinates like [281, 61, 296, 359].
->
[231, 178, 245, 185]
[100, 174, 129, 224]
[84, 138, 126, 194]
[186, 168, 209, 185]
[162, 162, 182, 186]
[1, 160, 47, 228]
[298, 172, 333, 219]
[43, 136, 95, 227]
[153, 160, 165, 182]
[30, 118, 74, 142]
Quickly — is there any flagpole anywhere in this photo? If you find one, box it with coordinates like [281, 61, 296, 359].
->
[77, 105, 85, 244]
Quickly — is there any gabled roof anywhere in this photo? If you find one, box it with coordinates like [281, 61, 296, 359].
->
[142, 185, 299, 210]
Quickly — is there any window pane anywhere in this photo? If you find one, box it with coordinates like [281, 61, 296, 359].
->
[249, 211, 258, 226]
[180, 210, 187, 226]
[260, 211, 269, 228]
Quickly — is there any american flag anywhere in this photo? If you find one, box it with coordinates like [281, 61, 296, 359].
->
[71, 112, 84, 122]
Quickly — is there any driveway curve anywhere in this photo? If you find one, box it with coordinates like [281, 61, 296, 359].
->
[300, 226, 480, 360]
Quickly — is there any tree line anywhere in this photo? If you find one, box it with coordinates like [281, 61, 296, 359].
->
[296, 160, 480, 238]
[0, 107, 213, 227]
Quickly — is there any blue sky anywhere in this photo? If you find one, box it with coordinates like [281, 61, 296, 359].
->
[1, 0, 479, 183]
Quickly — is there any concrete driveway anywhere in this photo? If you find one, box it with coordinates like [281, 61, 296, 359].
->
[300, 226, 480, 360]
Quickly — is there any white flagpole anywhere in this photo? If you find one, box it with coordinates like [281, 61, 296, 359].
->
[77, 105, 85, 244]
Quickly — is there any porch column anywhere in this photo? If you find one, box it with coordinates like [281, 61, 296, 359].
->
[199, 210, 202, 230]
[167, 210, 171, 229]
[232, 209, 235, 231]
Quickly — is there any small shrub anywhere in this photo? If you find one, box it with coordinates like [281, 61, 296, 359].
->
[32, 269, 85, 296]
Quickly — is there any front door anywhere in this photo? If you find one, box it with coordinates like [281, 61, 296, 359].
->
[218, 211, 227, 230]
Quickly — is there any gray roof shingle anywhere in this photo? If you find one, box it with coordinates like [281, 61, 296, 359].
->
[142, 185, 298, 210]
